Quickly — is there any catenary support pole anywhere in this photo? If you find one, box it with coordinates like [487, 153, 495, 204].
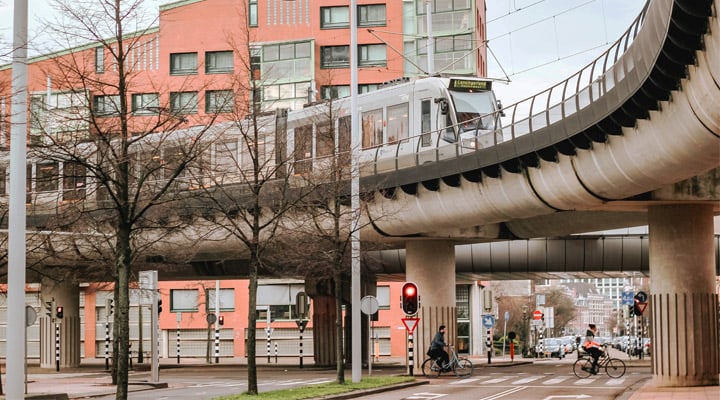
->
[7, 0, 28, 397]
[349, 0, 361, 384]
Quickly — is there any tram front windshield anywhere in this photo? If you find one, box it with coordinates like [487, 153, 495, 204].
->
[450, 91, 496, 133]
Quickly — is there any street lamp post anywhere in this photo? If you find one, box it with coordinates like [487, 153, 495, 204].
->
[521, 304, 529, 357]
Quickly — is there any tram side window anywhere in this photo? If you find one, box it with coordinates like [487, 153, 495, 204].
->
[421, 99, 432, 147]
[361, 109, 383, 149]
[386, 103, 409, 143]
[316, 122, 334, 158]
[36, 162, 59, 192]
[294, 124, 313, 160]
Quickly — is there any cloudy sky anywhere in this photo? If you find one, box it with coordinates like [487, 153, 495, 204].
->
[1, 0, 645, 104]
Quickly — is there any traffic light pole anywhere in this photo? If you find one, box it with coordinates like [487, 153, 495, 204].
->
[55, 321, 60, 372]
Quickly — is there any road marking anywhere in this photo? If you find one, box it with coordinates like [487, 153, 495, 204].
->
[543, 395, 591, 399]
[511, 375, 542, 384]
[449, 378, 480, 385]
[307, 379, 335, 385]
[606, 378, 626, 385]
[405, 392, 447, 399]
[483, 376, 511, 383]
[573, 378, 598, 385]
[477, 386, 527, 400]
[543, 377, 570, 385]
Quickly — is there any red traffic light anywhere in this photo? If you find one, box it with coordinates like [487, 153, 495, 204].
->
[56, 306, 64, 319]
[401, 282, 419, 315]
[218, 315, 225, 326]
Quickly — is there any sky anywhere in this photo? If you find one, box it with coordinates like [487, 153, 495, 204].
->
[0, 0, 645, 105]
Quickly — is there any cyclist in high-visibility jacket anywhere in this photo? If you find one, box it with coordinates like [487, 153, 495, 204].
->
[583, 324, 603, 374]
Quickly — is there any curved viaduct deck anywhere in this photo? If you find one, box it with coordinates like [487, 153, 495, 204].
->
[358, 0, 719, 244]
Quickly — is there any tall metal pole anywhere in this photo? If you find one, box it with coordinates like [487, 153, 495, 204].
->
[214, 280, 220, 363]
[7, 1, 29, 398]
[425, 0, 434, 74]
[350, 0, 361, 384]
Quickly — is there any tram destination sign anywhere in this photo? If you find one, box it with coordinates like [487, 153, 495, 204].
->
[449, 78, 492, 92]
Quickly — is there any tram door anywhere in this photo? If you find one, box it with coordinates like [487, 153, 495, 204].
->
[416, 98, 435, 165]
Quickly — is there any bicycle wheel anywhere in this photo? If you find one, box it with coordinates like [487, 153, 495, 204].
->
[605, 358, 626, 378]
[573, 357, 593, 379]
[421, 358, 441, 377]
[453, 358, 474, 377]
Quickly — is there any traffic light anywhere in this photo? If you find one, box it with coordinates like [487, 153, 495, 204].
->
[401, 282, 419, 315]
[56, 306, 64, 319]
[45, 298, 56, 318]
[218, 315, 224, 326]
[157, 298, 163, 314]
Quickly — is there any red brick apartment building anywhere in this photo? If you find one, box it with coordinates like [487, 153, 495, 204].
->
[0, 0, 488, 361]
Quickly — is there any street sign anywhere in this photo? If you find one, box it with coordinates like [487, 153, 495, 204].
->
[636, 303, 648, 314]
[360, 295, 379, 315]
[533, 310, 543, 320]
[482, 314, 495, 328]
[402, 317, 419, 333]
[295, 319, 308, 331]
[622, 291, 635, 305]
[635, 291, 648, 303]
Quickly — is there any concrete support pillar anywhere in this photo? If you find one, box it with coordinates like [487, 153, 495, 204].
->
[470, 282, 484, 356]
[310, 295, 337, 367]
[406, 240, 456, 369]
[648, 204, 719, 387]
[40, 276, 81, 369]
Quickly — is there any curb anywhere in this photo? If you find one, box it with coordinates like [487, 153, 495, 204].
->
[314, 380, 429, 400]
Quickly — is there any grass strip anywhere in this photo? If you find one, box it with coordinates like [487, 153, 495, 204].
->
[215, 376, 415, 400]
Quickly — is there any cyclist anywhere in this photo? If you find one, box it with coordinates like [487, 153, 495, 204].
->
[427, 324, 450, 371]
[583, 324, 603, 374]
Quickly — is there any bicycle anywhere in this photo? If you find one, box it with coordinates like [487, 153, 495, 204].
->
[421, 345, 474, 378]
[573, 345, 626, 378]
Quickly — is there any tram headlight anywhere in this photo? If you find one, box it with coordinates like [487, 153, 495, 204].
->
[461, 137, 479, 150]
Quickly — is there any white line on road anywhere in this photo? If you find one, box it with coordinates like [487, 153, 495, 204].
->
[511, 375, 543, 384]
[449, 378, 481, 385]
[405, 392, 447, 399]
[543, 377, 570, 385]
[477, 386, 527, 400]
[606, 378, 626, 385]
[573, 378, 598, 385]
[483, 376, 512, 383]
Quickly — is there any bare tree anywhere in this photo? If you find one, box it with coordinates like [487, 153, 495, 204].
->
[29, 1, 222, 397]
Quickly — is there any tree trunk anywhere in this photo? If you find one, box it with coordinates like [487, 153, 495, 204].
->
[334, 273, 345, 383]
[114, 224, 131, 399]
[246, 253, 259, 394]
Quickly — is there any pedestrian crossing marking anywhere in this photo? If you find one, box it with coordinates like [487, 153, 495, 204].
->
[543, 377, 570, 385]
[483, 376, 511, 383]
[512, 376, 543, 384]
[450, 378, 480, 385]
[573, 378, 598, 385]
[607, 378, 626, 385]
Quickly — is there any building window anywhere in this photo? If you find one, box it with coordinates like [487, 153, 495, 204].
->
[321, 45, 349, 68]
[206, 288, 235, 312]
[418, 0, 471, 14]
[95, 47, 104, 73]
[320, 6, 349, 28]
[256, 283, 305, 321]
[131, 93, 160, 115]
[170, 52, 198, 75]
[249, 0, 258, 26]
[359, 44, 386, 67]
[359, 4, 386, 27]
[376, 286, 390, 309]
[321, 85, 350, 100]
[169, 91, 198, 114]
[92, 95, 121, 116]
[205, 90, 234, 113]
[206, 51, 234, 74]
[171, 289, 198, 312]
[36, 162, 59, 192]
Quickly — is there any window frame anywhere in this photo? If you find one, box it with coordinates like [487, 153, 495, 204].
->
[205, 51, 234, 74]
[35, 162, 59, 192]
[131, 93, 160, 115]
[205, 288, 236, 312]
[95, 47, 104, 73]
[170, 52, 198, 76]
[358, 4, 386, 27]
[358, 44, 386, 67]
[169, 91, 198, 114]
[170, 289, 199, 312]
[320, 45, 350, 69]
[320, 6, 350, 29]
[205, 90, 234, 113]
[249, 0, 258, 27]
[92, 95, 121, 117]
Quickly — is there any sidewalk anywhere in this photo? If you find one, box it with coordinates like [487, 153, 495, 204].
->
[4, 355, 719, 400]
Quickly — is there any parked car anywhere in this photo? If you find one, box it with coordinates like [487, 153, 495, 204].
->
[536, 338, 565, 359]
